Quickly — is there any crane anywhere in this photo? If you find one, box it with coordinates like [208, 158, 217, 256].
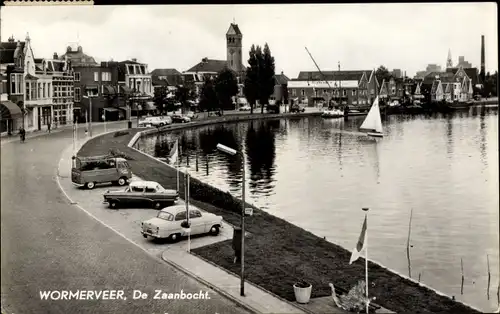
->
[304, 47, 334, 106]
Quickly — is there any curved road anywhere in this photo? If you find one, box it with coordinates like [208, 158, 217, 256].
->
[1, 124, 250, 314]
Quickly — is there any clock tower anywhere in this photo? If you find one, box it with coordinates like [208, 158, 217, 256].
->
[226, 23, 242, 73]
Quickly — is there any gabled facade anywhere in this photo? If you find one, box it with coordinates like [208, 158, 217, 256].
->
[287, 70, 376, 106]
[430, 80, 444, 102]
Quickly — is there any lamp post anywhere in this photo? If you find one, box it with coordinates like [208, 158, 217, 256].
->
[82, 93, 95, 137]
[216, 143, 246, 296]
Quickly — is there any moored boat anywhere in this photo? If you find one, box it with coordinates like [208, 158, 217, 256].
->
[322, 108, 344, 118]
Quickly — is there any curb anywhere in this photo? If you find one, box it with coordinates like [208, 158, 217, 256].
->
[160, 251, 261, 314]
[189, 251, 310, 314]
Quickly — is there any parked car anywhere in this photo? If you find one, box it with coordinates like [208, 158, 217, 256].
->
[185, 111, 197, 119]
[141, 205, 223, 241]
[103, 181, 179, 209]
[239, 105, 251, 111]
[290, 103, 306, 113]
[171, 114, 191, 123]
[138, 116, 172, 128]
[72, 155, 132, 189]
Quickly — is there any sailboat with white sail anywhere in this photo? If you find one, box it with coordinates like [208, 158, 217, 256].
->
[359, 96, 384, 138]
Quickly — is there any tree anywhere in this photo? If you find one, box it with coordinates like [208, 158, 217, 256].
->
[175, 85, 192, 114]
[153, 85, 169, 114]
[483, 71, 498, 97]
[244, 45, 260, 114]
[214, 67, 239, 115]
[198, 77, 218, 113]
[258, 43, 276, 114]
[375, 65, 392, 85]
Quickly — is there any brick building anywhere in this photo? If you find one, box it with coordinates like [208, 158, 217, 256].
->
[287, 70, 378, 107]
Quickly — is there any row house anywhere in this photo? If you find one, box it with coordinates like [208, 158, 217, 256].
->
[151, 68, 183, 100]
[1, 37, 24, 134]
[33, 56, 75, 128]
[118, 59, 154, 115]
[424, 66, 474, 103]
[72, 61, 133, 123]
[287, 70, 379, 107]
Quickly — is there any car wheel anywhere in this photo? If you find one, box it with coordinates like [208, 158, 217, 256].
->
[86, 181, 95, 189]
[152, 201, 162, 210]
[209, 225, 220, 236]
[169, 233, 181, 242]
[117, 177, 127, 186]
[109, 200, 119, 209]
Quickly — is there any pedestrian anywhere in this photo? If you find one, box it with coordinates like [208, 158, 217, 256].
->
[47, 121, 51, 133]
[19, 127, 26, 142]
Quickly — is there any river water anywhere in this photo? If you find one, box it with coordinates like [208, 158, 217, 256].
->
[136, 107, 499, 312]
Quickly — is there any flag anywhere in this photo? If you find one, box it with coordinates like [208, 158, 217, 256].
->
[169, 140, 179, 165]
[349, 214, 367, 264]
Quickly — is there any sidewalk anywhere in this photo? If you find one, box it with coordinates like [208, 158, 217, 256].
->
[1, 121, 125, 145]
[161, 245, 306, 314]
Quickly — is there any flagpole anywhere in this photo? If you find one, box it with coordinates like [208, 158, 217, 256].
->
[176, 140, 180, 193]
[363, 209, 369, 314]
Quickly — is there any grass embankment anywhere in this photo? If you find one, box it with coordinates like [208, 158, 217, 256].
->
[78, 128, 481, 314]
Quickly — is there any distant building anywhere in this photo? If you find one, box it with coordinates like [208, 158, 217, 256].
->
[183, 23, 246, 96]
[151, 68, 183, 87]
[272, 72, 290, 105]
[287, 70, 378, 107]
[456, 56, 472, 69]
[59, 44, 98, 66]
[414, 64, 443, 79]
[422, 66, 474, 102]
[391, 69, 402, 78]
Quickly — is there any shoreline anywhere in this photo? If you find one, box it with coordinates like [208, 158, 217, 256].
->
[78, 113, 484, 313]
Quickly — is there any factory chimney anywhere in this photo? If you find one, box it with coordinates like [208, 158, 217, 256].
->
[480, 35, 485, 84]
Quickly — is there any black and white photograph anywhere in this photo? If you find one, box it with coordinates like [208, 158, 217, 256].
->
[0, 3, 498, 314]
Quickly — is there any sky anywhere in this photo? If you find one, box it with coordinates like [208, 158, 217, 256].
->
[1, 3, 498, 78]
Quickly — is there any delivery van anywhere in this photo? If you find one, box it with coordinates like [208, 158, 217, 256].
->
[71, 155, 132, 189]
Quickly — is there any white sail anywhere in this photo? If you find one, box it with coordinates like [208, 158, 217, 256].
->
[360, 97, 383, 134]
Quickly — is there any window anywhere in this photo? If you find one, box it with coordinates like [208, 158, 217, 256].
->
[291, 89, 296, 96]
[102, 72, 111, 82]
[74, 87, 81, 102]
[86, 86, 99, 97]
[158, 212, 173, 221]
[127, 65, 135, 74]
[175, 212, 187, 221]
[10, 73, 23, 94]
[189, 210, 202, 219]
[352, 90, 356, 96]
[131, 186, 144, 192]
[94, 72, 99, 82]
[323, 89, 327, 94]
[301, 89, 305, 96]
[145, 187, 156, 193]
[342, 89, 346, 96]
[74, 72, 81, 81]
[370, 88, 374, 95]
[26, 82, 31, 100]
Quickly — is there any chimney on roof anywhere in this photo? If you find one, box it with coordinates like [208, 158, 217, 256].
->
[132, 58, 137, 62]
[202, 57, 208, 63]
[8, 36, 14, 43]
[77, 46, 82, 52]
[53, 52, 58, 59]
[281, 71, 284, 75]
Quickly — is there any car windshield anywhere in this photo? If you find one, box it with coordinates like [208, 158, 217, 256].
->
[157, 211, 173, 221]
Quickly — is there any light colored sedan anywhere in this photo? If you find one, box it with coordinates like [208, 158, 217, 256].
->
[141, 205, 223, 242]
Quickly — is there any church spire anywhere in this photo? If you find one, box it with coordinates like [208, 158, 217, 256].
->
[446, 49, 453, 68]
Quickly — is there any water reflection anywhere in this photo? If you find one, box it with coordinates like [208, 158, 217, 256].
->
[245, 120, 277, 195]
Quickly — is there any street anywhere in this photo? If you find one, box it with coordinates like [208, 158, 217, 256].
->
[1, 122, 251, 314]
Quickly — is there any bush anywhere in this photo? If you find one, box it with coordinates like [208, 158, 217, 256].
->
[114, 130, 130, 137]
[108, 148, 134, 160]
[189, 175, 256, 216]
